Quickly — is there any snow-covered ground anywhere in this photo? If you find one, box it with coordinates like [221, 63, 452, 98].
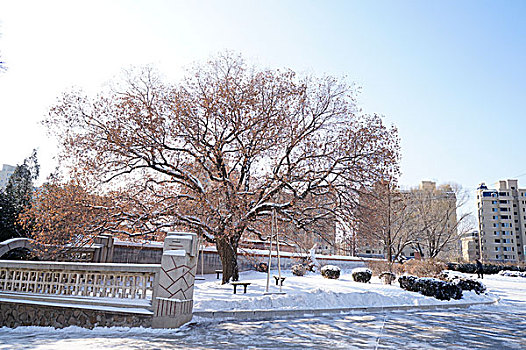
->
[0, 272, 524, 349]
[193, 269, 496, 312]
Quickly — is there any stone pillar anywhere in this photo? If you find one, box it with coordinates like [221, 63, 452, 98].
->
[151, 232, 198, 328]
[92, 234, 115, 263]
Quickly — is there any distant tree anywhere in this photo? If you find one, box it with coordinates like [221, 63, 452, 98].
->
[0, 150, 39, 241]
[46, 53, 400, 283]
[407, 183, 472, 260]
[354, 178, 413, 262]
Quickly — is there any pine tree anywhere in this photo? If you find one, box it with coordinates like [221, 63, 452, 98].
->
[0, 150, 39, 241]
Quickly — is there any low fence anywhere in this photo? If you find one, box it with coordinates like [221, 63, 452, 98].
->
[0, 232, 198, 329]
[0, 261, 157, 299]
[108, 241, 375, 273]
[194, 248, 372, 275]
[0, 236, 378, 274]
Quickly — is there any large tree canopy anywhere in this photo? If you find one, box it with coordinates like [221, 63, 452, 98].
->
[46, 54, 399, 282]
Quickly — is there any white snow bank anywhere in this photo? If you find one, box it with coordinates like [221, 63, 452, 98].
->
[193, 270, 494, 312]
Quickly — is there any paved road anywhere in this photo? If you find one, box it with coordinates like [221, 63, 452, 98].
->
[0, 276, 525, 349]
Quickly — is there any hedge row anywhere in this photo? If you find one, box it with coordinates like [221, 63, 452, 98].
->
[439, 272, 487, 295]
[399, 275, 462, 300]
[447, 262, 526, 275]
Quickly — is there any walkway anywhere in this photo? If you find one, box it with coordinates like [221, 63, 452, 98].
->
[0, 274, 524, 349]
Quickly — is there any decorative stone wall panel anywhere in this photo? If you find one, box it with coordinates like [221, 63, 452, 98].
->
[0, 302, 152, 329]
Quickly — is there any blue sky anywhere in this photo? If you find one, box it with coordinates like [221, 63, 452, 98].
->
[1, 0, 526, 211]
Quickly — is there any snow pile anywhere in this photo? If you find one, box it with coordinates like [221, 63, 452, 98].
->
[498, 270, 526, 278]
[193, 270, 493, 312]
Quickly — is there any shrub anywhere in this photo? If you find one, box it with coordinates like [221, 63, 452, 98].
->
[292, 264, 306, 276]
[352, 268, 372, 283]
[438, 271, 486, 294]
[366, 261, 404, 276]
[379, 271, 396, 285]
[447, 262, 526, 275]
[453, 279, 486, 294]
[321, 265, 341, 279]
[402, 259, 446, 277]
[368, 259, 446, 278]
[399, 275, 462, 300]
[254, 262, 268, 272]
[398, 275, 419, 292]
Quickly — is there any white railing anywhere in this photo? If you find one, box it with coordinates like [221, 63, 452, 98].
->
[0, 261, 160, 300]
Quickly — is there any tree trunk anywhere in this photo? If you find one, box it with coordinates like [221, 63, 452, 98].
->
[216, 236, 239, 284]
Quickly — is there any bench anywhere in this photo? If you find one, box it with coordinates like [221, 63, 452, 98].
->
[215, 269, 223, 279]
[273, 275, 286, 286]
[231, 282, 251, 294]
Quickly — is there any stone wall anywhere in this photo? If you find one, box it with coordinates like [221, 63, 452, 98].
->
[0, 302, 152, 328]
[107, 240, 373, 274]
[113, 245, 163, 264]
[197, 249, 369, 274]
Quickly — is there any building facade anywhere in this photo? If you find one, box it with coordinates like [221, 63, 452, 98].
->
[477, 180, 526, 263]
[461, 230, 480, 262]
[0, 164, 16, 190]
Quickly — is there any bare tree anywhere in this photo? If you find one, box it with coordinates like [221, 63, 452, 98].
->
[354, 178, 413, 262]
[407, 183, 472, 260]
[45, 53, 400, 283]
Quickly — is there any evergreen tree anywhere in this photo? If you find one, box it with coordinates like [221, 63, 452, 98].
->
[0, 150, 39, 241]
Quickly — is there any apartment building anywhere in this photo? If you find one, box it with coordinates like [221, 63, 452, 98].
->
[476, 180, 526, 263]
[0, 164, 16, 190]
[461, 230, 480, 262]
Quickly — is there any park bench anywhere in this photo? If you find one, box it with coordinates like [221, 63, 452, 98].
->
[273, 275, 286, 286]
[215, 269, 222, 279]
[231, 281, 251, 294]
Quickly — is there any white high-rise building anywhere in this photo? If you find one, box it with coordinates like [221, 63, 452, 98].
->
[0, 164, 16, 190]
[476, 180, 526, 263]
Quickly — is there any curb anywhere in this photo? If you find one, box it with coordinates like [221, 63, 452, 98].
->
[193, 298, 499, 321]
